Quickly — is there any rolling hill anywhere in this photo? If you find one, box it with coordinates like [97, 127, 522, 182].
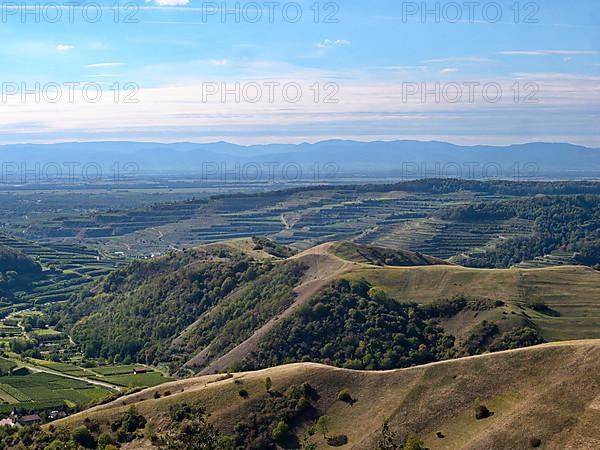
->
[51, 340, 600, 449]
[54, 239, 600, 378]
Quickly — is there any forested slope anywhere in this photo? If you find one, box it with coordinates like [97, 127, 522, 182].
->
[55, 244, 305, 366]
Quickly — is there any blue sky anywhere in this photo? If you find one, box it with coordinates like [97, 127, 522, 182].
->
[0, 0, 599, 145]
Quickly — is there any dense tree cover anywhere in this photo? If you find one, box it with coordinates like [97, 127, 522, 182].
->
[0, 244, 41, 275]
[460, 321, 501, 355]
[461, 320, 544, 355]
[244, 280, 457, 370]
[0, 406, 147, 449]
[175, 260, 305, 368]
[251, 237, 296, 258]
[243, 284, 545, 371]
[52, 245, 306, 369]
[488, 327, 544, 352]
[438, 195, 600, 267]
[0, 244, 42, 298]
[54, 247, 277, 364]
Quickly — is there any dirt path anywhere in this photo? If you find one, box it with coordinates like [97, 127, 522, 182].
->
[191, 243, 356, 374]
[23, 362, 122, 392]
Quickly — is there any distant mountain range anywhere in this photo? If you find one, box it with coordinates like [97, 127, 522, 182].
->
[1, 140, 599, 180]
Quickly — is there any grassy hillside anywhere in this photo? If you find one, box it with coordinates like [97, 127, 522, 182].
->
[57, 239, 600, 378]
[49, 340, 600, 450]
[344, 264, 600, 341]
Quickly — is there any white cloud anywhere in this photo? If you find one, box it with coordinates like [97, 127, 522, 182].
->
[84, 63, 125, 69]
[56, 44, 74, 52]
[314, 39, 351, 49]
[377, 65, 427, 71]
[440, 68, 458, 74]
[208, 59, 228, 66]
[425, 57, 492, 64]
[0, 65, 598, 147]
[498, 50, 597, 56]
[146, 0, 189, 5]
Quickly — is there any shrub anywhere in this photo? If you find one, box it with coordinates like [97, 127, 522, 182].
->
[404, 434, 425, 450]
[327, 435, 348, 446]
[337, 389, 354, 404]
[530, 437, 542, 448]
[474, 404, 492, 420]
[271, 421, 289, 443]
[72, 426, 96, 449]
[316, 415, 331, 438]
[238, 389, 249, 398]
[98, 432, 115, 449]
[162, 405, 232, 450]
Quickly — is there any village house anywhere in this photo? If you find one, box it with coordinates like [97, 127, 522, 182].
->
[19, 414, 41, 425]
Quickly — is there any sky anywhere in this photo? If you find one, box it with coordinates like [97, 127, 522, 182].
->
[0, 0, 598, 146]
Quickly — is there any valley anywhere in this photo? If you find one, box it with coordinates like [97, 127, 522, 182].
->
[2, 0, 598, 445]
[0, 179, 598, 449]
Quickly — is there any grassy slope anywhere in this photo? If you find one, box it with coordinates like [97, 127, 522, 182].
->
[343, 264, 600, 341]
[55, 340, 600, 450]
[330, 241, 450, 266]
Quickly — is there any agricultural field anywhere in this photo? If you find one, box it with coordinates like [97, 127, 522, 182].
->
[4, 180, 596, 266]
[26, 361, 173, 389]
[0, 370, 110, 414]
[5, 186, 507, 257]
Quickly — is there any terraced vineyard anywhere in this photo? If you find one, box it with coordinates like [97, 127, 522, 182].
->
[14, 188, 502, 257]
[366, 216, 535, 260]
[0, 234, 122, 315]
[5, 181, 600, 267]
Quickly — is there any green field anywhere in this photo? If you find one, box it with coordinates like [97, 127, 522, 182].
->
[90, 365, 141, 376]
[0, 371, 110, 414]
[0, 357, 17, 373]
[30, 360, 93, 378]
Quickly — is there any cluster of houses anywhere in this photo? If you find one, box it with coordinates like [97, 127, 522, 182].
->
[0, 408, 66, 427]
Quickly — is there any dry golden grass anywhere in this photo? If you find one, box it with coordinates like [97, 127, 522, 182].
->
[55, 340, 600, 449]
